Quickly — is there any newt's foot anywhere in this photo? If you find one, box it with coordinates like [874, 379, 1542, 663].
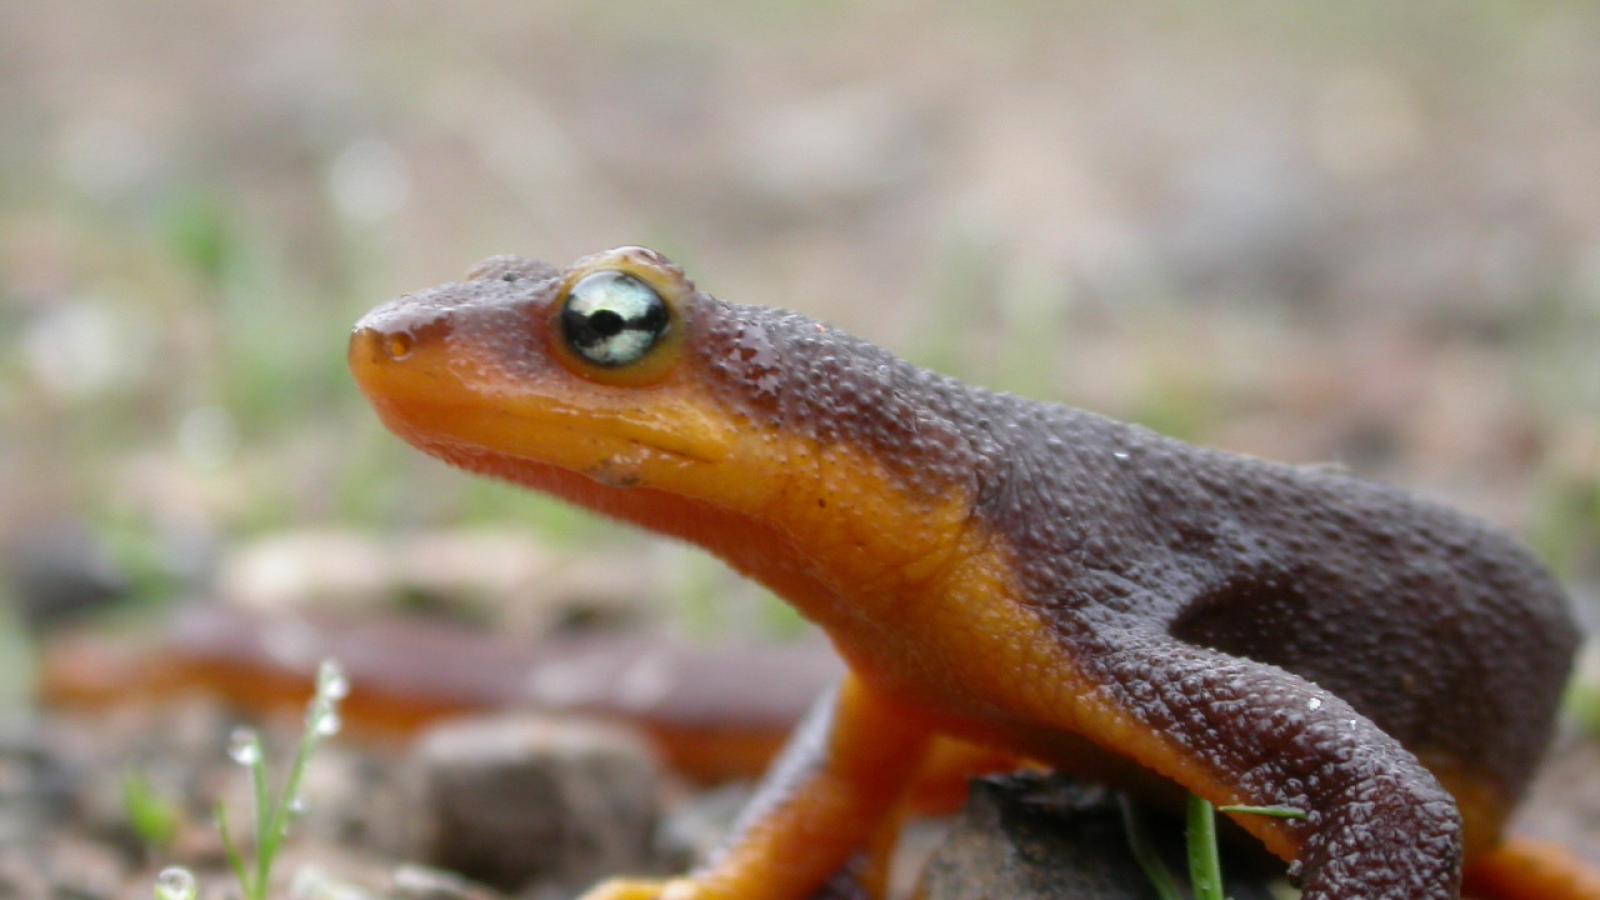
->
[575, 878, 704, 900]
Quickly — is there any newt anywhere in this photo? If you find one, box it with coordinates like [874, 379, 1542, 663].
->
[350, 246, 1588, 899]
[38, 604, 843, 782]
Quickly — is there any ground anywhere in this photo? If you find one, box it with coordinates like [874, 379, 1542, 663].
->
[1, 2, 1597, 897]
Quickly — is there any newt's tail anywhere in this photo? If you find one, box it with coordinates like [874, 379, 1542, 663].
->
[1464, 839, 1600, 900]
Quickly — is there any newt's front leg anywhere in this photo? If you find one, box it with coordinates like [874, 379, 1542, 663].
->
[581, 675, 933, 900]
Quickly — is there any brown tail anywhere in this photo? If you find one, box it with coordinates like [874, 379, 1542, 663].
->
[1464, 839, 1600, 900]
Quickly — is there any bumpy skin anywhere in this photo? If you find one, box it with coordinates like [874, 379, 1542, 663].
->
[350, 248, 1581, 900]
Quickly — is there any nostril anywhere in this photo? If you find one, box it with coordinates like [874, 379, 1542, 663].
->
[349, 327, 414, 365]
[382, 331, 414, 361]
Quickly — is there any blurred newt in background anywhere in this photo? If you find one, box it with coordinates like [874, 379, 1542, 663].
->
[40, 604, 837, 783]
[348, 247, 1589, 899]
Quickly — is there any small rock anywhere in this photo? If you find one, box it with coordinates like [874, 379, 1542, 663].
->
[217, 530, 392, 614]
[403, 715, 663, 892]
[216, 530, 646, 634]
[390, 864, 505, 900]
[289, 865, 381, 900]
[0, 719, 86, 850]
[5, 520, 131, 631]
[37, 833, 130, 898]
[0, 849, 50, 897]
[918, 774, 1282, 899]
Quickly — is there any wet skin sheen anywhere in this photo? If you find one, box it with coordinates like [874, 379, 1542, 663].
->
[349, 247, 1580, 900]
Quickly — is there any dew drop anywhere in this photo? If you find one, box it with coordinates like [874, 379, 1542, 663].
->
[1307, 697, 1323, 711]
[317, 659, 350, 701]
[314, 710, 342, 738]
[156, 866, 196, 900]
[228, 728, 262, 766]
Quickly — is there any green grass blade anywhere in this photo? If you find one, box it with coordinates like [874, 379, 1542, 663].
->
[123, 772, 180, 849]
[1218, 803, 1309, 821]
[247, 734, 273, 900]
[215, 801, 253, 898]
[1187, 794, 1225, 900]
[257, 713, 318, 887]
[1118, 793, 1185, 900]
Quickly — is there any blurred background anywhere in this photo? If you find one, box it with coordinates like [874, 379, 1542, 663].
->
[1, 1, 1598, 896]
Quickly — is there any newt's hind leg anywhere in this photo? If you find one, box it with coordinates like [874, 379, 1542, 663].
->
[1061, 629, 1463, 899]
[579, 675, 933, 900]
[1463, 839, 1600, 900]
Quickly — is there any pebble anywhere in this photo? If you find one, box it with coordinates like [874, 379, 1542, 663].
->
[403, 714, 663, 892]
[390, 864, 505, 900]
[918, 773, 1283, 899]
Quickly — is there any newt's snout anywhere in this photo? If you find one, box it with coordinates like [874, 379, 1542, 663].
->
[350, 275, 499, 362]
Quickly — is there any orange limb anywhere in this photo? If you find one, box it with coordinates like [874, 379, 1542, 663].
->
[1464, 839, 1600, 900]
[904, 738, 1029, 815]
[582, 675, 932, 900]
[694, 676, 932, 898]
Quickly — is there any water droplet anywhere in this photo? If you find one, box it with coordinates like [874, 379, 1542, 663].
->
[1112, 450, 1131, 461]
[1307, 697, 1323, 711]
[288, 794, 308, 816]
[317, 659, 349, 701]
[156, 866, 196, 900]
[228, 728, 262, 766]
[313, 710, 342, 738]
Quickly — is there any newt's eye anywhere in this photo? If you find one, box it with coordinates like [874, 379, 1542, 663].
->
[560, 271, 670, 368]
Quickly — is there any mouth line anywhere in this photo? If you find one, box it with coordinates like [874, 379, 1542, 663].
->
[380, 396, 724, 467]
[523, 401, 728, 464]
[424, 434, 703, 479]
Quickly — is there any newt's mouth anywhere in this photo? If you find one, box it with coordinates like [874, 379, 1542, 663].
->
[348, 317, 735, 478]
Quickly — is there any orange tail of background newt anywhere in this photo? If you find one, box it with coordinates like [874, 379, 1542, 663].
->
[350, 247, 1583, 899]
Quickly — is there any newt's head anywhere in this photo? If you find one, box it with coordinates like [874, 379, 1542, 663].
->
[351, 247, 989, 600]
[351, 247, 762, 504]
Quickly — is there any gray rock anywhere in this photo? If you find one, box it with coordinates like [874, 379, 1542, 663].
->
[390, 864, 505, 900]
[918, 774, 1283, 900]
[0, 719, 86, 855]
[6, 520, 131, 631]
[404, 715, 663, 892]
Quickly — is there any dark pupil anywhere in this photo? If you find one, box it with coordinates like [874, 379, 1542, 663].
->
[589, 309, 625, 337]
